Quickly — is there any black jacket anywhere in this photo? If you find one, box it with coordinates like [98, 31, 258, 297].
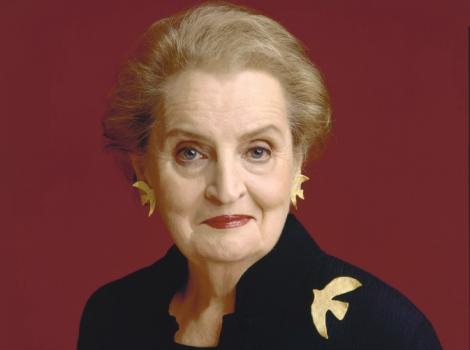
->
[77, 214, 441, 349]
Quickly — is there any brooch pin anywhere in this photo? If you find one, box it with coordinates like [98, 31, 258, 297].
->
[311, 276, 362, 339]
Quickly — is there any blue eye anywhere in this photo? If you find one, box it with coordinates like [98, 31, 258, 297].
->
[248, 146, 271, 161]
[177, 147, 203, 161]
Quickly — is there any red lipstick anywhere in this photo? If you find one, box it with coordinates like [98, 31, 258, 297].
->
[202, 215, 252, 229]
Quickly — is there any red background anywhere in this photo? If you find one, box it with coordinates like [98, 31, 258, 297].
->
[2, 0, 468, 349]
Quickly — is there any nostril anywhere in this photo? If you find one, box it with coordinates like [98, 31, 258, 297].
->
[204, 181, 246, 205]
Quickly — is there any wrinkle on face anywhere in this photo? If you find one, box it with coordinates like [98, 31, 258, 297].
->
[144, 69, 300, 266]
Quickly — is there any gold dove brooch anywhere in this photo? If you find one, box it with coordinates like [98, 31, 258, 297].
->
[311, 276, 362, 339]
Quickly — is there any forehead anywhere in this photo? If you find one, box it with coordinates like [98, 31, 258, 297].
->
[159, 69, 289, 134]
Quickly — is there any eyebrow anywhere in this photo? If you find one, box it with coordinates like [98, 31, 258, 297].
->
[164, 124, 284, 143]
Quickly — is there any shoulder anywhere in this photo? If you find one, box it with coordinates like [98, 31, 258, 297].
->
[81, 261, 160, 313]
[307, 252, 441, 349]
[80, 245, 184, 315]
[78, 262, 158, 328]
[77, 252, 179, 349]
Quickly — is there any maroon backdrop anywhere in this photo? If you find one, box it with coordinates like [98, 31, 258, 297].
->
[2, 0, 468, 349]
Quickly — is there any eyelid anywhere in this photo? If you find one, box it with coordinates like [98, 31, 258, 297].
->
[174, 140, 205, 153]
[250, 140, 273, 152]
[174, 139, 273, 163]
[245, 144, 272, 163]
[249, 139, 273, 149]
[175, 144, 207, 163]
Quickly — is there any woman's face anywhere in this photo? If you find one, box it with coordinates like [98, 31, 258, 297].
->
[142, 69, 301, 265]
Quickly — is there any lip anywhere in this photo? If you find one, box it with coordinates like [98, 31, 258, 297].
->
[202, 215, 252, 229]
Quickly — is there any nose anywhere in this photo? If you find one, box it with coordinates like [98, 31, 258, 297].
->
[205, 153, 246, 205]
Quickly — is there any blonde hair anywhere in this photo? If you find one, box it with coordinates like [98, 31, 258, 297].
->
[103, 2, 331, 176]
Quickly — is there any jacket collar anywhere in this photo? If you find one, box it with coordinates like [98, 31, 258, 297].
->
[235, 213, 322, 316]
[156, 213, 323, 318]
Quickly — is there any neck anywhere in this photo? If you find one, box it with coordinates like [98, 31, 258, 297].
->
[177, 258, 256, 314]
[170, 258, 257, 346]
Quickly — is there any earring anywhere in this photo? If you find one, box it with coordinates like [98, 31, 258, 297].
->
[132, 181, 156, 217]
[291, 174, 309, 209]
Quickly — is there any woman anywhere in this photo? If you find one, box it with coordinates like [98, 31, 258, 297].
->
[78, 3, 441, 349]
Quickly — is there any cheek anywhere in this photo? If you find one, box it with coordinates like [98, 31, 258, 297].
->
[151, 167, 204, 248]
[249, 166, 293, 210]
[155, 168, 204, 214]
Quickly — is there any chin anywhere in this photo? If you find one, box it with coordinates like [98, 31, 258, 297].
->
[193, 227, 265, 264]
[207, 245, 260, 263]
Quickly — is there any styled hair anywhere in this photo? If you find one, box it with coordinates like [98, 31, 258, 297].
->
[103, 2, 331, 177]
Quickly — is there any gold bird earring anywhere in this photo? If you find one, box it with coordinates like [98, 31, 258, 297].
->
[132, 180, 156, 217]
[291, 174, 309, 209]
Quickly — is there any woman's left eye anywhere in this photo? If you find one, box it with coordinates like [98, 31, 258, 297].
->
[246, 146, 271, 161]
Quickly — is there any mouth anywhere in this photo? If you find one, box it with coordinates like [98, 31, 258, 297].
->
[201, 215, 252, 229]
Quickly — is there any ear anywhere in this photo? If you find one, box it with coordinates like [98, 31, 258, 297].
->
[129, 154, 148, 183]
[293, 151, 303, 177]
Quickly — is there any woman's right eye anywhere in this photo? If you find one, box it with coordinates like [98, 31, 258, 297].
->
[176, 147, 204, 162]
